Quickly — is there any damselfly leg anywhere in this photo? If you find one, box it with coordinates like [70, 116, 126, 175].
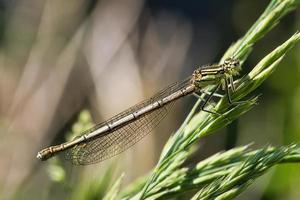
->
[198, 84, 222, 116]
[225, 76, 248, 105]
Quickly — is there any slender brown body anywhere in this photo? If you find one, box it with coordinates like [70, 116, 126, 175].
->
[37, 83, 196, 160]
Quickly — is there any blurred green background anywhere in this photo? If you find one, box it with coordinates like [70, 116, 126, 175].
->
[0, 0, 299, 199]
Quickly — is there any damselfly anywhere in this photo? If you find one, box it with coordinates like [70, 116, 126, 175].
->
[37, 58, 241, 165]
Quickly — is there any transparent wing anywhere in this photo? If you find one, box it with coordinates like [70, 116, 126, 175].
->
[65, 77, 192, 165]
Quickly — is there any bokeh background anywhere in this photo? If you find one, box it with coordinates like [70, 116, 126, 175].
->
[0, 0, 299, 199]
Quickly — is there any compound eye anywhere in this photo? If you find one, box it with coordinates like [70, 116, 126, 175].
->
[193, 69, 200, 76]
[224, 58, 231, 64]
[225, 57, 236, 65]
[234, 61, 239, 67]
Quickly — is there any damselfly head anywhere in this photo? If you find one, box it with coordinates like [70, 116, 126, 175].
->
[223, 57, 241, 75]
[192, 69, 202, 82]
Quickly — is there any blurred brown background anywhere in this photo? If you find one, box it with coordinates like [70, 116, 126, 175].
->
[0, 0, 299, 199]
